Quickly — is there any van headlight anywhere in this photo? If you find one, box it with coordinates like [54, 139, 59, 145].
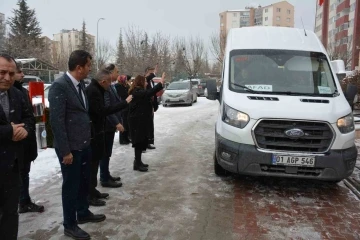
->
[337, 114, 355, 133]
[222, 103, 250, 129]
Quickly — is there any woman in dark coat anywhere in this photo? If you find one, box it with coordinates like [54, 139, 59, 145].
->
[115, 75, 131, 144]
[128, 73, 165, 172]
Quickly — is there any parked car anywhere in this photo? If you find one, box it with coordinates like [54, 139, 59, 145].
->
[162, 81, 197, 107]
[22, 75, 43, 86]
[183, 79, 205, 96]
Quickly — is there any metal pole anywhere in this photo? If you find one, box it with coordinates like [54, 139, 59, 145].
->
[96, 18, 105, 71]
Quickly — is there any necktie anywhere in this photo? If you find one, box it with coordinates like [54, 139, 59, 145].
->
[77, 83, 85, 107]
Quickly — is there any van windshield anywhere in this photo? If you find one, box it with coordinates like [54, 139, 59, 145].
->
[229, 50, 337, 96]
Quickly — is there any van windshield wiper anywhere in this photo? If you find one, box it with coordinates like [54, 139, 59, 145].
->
[268, 91, 336, 97]
[230, 83, 260, 94]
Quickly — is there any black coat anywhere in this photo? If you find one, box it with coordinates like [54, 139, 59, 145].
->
[128, 83, 163, 147]
[0, 86, 35, 181]
[85, 79, 128, 159]
[146, 73, 159, 112]
[13, 81, 38, 162]
[115, 83, 130, 130]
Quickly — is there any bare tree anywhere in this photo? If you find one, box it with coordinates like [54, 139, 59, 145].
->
[327, 36, 353, 69]
[209, 31, 226, 65]
[175, 36, 205, 78]
[97, 39, 115, 68]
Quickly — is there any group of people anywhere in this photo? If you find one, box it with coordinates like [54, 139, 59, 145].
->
[0, 49, 165, 240]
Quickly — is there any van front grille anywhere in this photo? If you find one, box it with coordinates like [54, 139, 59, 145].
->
[253, 119, 334, 153]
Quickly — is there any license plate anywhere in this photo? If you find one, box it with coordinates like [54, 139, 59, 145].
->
[272, 155, 315, 167]
[170, 98, 179, 102]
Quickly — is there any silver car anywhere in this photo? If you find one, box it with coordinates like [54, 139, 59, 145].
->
[162, 81, 197, 107]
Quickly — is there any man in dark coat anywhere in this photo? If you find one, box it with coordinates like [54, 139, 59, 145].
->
[100, 63, 123, 188]
[49, 50, 105, 240]
[145, 66, 159, 150]
[85, 69, 132, 206]
[115, 74, 131, 144]
[13, 62, 44, 213]
[0, 53, 34, 240]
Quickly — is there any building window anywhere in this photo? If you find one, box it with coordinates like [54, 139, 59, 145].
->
[276, 16, 281, 21]
[265, 8, 268, 13]
[350, 3, 356, 12]
[287, 9, 291, 14]
[233, 13, 237, 17]
[265, 17, 268, 21]
[286, 18, 290, 22]
[276, 8, 281, 12]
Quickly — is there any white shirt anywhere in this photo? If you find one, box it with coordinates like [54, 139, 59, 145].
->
[66, 72, 86, 108]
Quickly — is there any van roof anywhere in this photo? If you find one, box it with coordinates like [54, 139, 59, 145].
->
[227, 27, 325, 53]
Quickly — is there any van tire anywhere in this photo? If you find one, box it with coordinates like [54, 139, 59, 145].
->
[214, 151, 229, 176]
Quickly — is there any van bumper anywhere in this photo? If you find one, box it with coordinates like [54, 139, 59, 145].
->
[216, 134, 357, 181]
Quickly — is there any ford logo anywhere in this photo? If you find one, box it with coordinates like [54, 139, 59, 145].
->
[285, 128, 304, 137]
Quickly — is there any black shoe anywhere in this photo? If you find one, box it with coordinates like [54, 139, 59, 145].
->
[133, 164, 148, 172]
[101, 180, 123, 188]
[64, 225, 90, 240]
[147, 144, 156, 150]
[110, 175, 121, 181]
[78, 212, 106, 224]
[19, 201, 45, 213]
[88, 197, 106, 206]
[94, 191, 109, 199]
[140, 161, 149, 168]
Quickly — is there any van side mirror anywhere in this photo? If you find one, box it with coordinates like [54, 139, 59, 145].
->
[206, 80, 218, 101]
[336, 73, 346, 81]
[344, 84, 358, 108]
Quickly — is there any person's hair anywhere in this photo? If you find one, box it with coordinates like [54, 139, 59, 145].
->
[126, 75, 132, 81]
[68, 50, 92, 71]
[0, 53, 16, 64]
[145, 66, 155, 73]
[95, 69, 111, 83]
[15, 61, 22, 72]
[103, 63, 116, 72]
[129, 75, 146, 94]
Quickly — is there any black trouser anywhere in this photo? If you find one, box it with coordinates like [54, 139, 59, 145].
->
[100, 131, 115, 182]
[134, 146, 143, 165]
[55, 147, 91, 228]
[148, 114, 154, 145]
[89, 135, 105, 198]
[19, 160, 31, 205]
[0, 165, 20, 240]
[120, 110, 130, 143]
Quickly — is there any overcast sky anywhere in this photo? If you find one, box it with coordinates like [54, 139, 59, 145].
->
[1, 0, 316, 55]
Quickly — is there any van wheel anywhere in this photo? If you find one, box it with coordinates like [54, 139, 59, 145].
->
[214, 151, 229, 176]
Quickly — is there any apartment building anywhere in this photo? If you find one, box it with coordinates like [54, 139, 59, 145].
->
[315, 0, 360, 70]
[41, 36, 59, 65]
[53, 29, 95, 58]
[219, 1, 295, 38]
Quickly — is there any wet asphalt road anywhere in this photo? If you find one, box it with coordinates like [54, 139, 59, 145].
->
[18, 98, 360, 240]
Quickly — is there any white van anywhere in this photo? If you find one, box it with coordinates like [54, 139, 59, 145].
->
[206, 27, 357, 182]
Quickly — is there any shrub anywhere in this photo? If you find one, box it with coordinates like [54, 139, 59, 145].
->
[339, 71, 360, 109]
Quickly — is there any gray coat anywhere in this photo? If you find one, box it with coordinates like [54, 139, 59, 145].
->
[104, 85, 122, 133]
[49, 74, 91, 157]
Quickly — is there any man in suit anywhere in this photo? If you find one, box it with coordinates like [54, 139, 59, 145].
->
[13, 62, 44, 214]
[85, 68, 132, 206]
[144, 65, 159, 150]
[49, 50, 105, 240]
[0, 53, 34, 239]
[100, 64, 124, 188]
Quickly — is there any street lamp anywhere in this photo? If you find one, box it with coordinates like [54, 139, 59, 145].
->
[96, 17, 105, 71]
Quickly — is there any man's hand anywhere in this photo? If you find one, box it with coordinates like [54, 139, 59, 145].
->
[62, 153, 73, 165]
[154, 64, 158, 74]
[126, 95, 133, 103]
[116, 123, 125, 133]
[11, 123, 28, 141]
[160, 72, 166, 85]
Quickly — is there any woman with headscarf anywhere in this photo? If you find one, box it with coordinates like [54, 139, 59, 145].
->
[128, 73, 165, 172]
[115, 75, 132, 144]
